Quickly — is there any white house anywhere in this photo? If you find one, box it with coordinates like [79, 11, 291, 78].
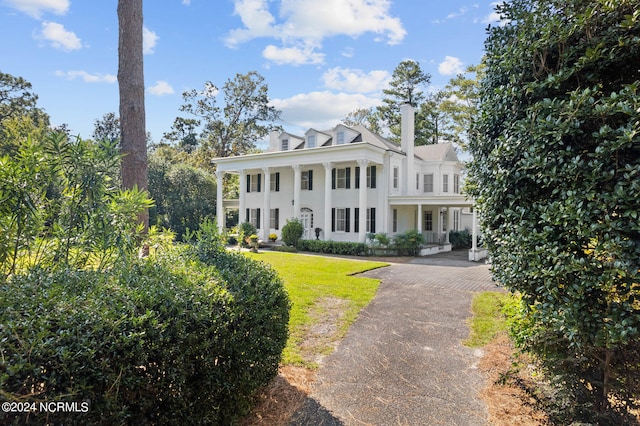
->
[213, 104, 485, 258]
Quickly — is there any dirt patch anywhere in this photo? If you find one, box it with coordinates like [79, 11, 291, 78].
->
[241, 297, 349, 425]
[479, 334, 550, 425]
[300, 297, 349, 365]
[240, 366, 316, 426]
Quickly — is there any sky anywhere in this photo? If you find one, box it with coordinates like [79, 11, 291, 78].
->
[0, 0, 502, 144]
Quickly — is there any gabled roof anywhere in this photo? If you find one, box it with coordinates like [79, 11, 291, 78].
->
[414, 142, 459, 162]
[352, 125, 403, 153]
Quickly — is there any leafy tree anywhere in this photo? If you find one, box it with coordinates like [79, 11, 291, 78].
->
[164, 71, 282, 169]
[0, 72, 50, 156]
[92, 112, 120, 144]
[281, 218, 304, 248]
[0, 71, 39, 123]
[468, 0, 640, 421]
[118, 0, 148, 230]
[341, 107, 382, 134]
[148, 159, 217, 241]
[436, 63, 484, 149]
[376, 60, 431, 143]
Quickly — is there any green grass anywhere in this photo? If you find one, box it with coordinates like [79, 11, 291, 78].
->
[246, 251, 387, 366]
[465, 291, 514, 348]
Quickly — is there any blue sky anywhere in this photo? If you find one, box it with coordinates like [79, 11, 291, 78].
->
[0, 0, 501, 143]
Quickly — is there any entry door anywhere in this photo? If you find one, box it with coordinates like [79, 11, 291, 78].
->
[300, 209, 313, 239]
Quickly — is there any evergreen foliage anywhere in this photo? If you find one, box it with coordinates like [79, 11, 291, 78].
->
[468, 0, 640, 420]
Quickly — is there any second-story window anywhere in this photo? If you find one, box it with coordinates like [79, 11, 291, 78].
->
[281, 139, 289, 150]
[332, 167, 351, 189]
[454, 174, 460, 194]
[301, 170, 313, 190]
[424, 174, 434, 192]
[443, 174, 449, 193]
[247, 174, 261, 192]
[337, 131, 345, 145]
[307, 134, 316, 148]
[393, 167, 399, 189]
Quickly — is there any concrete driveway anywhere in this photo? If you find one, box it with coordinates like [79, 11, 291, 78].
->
[290, 251, 501, 425]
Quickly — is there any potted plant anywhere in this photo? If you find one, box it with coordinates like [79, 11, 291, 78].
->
[268, 233, 277, 242]
[246, 234, 259, 252]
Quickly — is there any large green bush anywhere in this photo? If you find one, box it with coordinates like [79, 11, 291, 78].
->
[281, 218, 304, 248]
[1, 229, 290, 425]
[468, 0, 640, 421]
[392, 230, 425, 256]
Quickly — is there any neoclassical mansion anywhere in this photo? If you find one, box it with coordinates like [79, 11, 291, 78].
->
[214, 104, 484, 258]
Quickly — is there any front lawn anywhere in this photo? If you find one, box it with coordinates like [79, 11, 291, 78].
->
[246, 251, 387, 366]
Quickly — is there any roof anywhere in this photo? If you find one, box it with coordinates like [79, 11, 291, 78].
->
[414, 142, 459, 162]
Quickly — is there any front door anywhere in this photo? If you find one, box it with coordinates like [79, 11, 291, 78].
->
[300, 208, 313, 240]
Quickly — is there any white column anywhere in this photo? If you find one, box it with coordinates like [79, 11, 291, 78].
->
[446, 207, 452, 244]
[239, 170, 246, 224]
[215, 170, 224, 232]
[292, 164, 301, 219]
[262, 167, 271, 239]
[472, 207, 478, 251]
[357, 160, 368, 242]
[323, 162, 332, 240]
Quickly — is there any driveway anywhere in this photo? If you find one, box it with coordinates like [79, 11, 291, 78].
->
[290, 251, 501, 425]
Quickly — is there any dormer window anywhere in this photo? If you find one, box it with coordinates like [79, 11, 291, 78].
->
[281, 139, 289, 150]
[337, 131, 345, 145]
[307, 134, 316, 148]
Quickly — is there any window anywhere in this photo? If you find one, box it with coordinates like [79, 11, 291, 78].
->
[424, 210, 433, 231]
[307, 134, 316, 148]
[246, 208, 260, 229]
[423, 174, 434, 193]
[270, 208, 280, 230]
[416, 173, 420, 190]
[393, 167, 399, 189]
[367, 208, 376, 233]
[453, 210, 460, 231]
[337, 131, 345, 145]
[281, 139, 289, 150]
[270, 172, 280, 192]
[443, 174, 449, 193]
[392, 208, 398, 232]
[246, 174, 261, 193]
[332, 208, 350, 232]
[332, 167, 351, 189]
[366, 166, 377, 188]
[301, 170, 313, 190]
[454, 174, 460, 194]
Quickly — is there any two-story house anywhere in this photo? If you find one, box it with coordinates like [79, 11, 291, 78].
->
[213, 104, 484, 258]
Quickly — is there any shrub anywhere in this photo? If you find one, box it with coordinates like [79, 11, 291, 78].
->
[297, 239, 366, 256]
[0, 222, 290, 425]
[392, 230, 425, 256]
[469, 0, 640, 420]
[270, 245, 298, 253]
[237, 222, 257, 247]
[449, 229, 471, 249]
[281, 218, 304, 248]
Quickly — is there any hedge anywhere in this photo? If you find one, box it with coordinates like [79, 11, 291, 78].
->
[297, 239, 367, 256]
[1, 244, 290, 425]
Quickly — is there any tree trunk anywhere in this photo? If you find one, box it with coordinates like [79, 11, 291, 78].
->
[117, 0, 148, 230]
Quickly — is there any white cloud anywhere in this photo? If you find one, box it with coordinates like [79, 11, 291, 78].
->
[37, 21, 81, 51]
[322, 67, 390, 94]
[225, 0, 406, 63]
[147, 80, 174, 96]
[55, 70, 116, 83]
[143, 26, 158, 54]
[4, 0, 69, 18]
[182, 0, 190, 4]
[447, 7, 467, 19]
[438, 56, 464, 75]
[271, 91, 380, 130]
[262, 44, 324, 66]
[482, 2, 508, 26]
